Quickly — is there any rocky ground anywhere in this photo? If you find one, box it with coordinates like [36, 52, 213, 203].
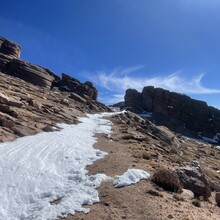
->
[0, 71, 108, 142]
[66, 111, 220, 220]
[1, 73, 220, 219]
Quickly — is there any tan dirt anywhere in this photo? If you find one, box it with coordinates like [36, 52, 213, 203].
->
[64, 115, 220, 220]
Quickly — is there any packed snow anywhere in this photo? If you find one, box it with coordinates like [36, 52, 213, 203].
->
[113, 169, 150, 188]
[0, 112, 118, 220]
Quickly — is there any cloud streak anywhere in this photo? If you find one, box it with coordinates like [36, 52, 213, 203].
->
[96, 67, 220, 104]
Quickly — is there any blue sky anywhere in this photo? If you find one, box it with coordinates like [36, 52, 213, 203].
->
[1, 0, 220, 108]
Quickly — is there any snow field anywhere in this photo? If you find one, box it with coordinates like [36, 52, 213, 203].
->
[0, 112, 116, 220]
[0, 111, 150, 220]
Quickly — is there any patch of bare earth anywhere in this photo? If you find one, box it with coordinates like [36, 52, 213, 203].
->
[64, 113, 220, 220]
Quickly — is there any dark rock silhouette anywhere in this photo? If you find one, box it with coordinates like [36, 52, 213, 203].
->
[124, 86, 220, 138]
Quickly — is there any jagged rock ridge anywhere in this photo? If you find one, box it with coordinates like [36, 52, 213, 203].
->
[124, 86, 220, 138]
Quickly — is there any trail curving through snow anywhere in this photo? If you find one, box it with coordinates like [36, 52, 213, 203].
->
[0, 112, 117, 220]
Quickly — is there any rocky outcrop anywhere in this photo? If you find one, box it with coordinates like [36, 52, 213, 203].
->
[0, 71, 109, 143]
[0, 36, 99, 100]
[58, 73, 98, 100]
[124, 86, 220, 138]
[124, 89, 142, 113]
[175, 161, 211, 199]
[0, 36, 21, 58]
[0, 36, 110, 142]
[6, 59, 56, 89]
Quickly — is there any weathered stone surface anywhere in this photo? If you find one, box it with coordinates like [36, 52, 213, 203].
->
[0, 104, 18, 118]
[59, 73, 80, 91]
[69, 92, 87, 103]
[124, 89, 142, 113]
[59, 73, 98, 100]
[6, 59, 55, 89]
[124, 86, 220, 138]
[0, 92, 22, 108]
[0, 36, 21, 58]
[77, 83, 98, 101]
[175, 161, 211, 199]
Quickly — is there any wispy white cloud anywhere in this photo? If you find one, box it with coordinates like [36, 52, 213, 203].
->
[95, 66, 220, 104]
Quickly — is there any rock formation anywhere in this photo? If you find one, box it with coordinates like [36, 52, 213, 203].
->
[124, 86, 220, 138]
[0, 36, 21, 58]
[0, 36, 98, 100]
[0, 36, 109, 142]
[59, 73, 98, 100]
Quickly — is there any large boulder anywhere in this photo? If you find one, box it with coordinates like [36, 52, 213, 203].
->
[175, 161, 211, 199]
[0, 36, 21, 58]
[6, 59, 56, 89]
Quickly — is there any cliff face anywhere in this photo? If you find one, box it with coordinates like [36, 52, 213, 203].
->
[125, 86, 220, 138]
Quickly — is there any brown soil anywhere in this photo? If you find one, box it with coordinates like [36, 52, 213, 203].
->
[64, 113, 220, 220]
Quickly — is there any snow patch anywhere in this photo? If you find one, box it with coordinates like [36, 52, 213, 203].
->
[139, 112, 152, 118]
[113, 169, 150, 188]
[202, 133, 220, 144]
[0, 112, 119, 220]
[215, 146, 220, 150]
